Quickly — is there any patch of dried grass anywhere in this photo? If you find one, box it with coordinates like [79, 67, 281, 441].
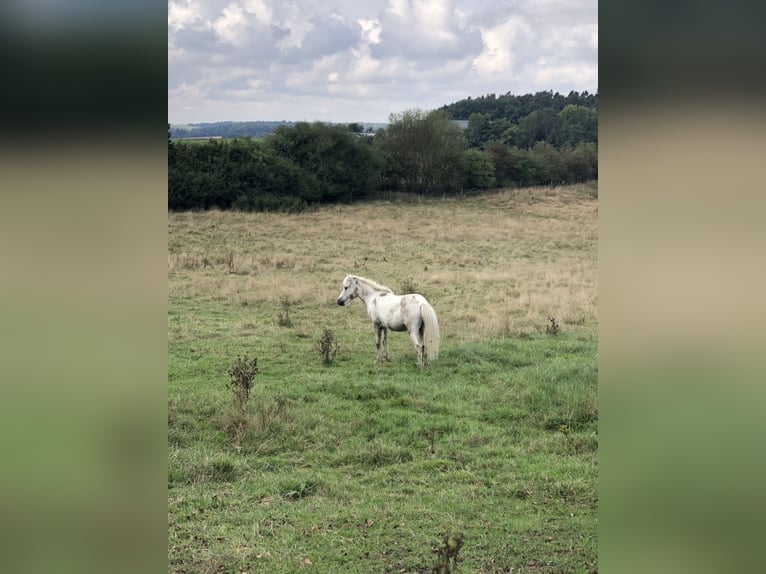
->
[169, 185, 597, 341]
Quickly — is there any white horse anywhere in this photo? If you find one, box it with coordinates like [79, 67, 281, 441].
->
[337, 274, 440, 368]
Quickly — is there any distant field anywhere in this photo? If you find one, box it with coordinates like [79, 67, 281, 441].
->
[168, 183, 598, 573]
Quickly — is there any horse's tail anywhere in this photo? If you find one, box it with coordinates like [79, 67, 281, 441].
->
[421, 302, 440, 362]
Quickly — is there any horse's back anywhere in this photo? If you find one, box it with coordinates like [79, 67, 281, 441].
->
[368, 292, 402, 327]
[400, 293, 427, 313]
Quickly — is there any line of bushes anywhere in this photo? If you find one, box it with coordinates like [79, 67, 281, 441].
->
[169, 114, 596, 212]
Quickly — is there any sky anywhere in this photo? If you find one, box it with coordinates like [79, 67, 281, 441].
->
[168, 0, 597, 124]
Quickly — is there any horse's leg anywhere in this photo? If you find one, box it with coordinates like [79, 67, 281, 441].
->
[374, 325, 382, 363]
[408, 327, 424, 368]
[382, 328, 390, 361]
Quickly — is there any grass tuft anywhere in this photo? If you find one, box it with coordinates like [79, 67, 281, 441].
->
[277, 295, 293, 327]
[221, 395, 291, 449]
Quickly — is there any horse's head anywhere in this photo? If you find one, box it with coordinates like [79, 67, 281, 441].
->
[337, 275, 358, 306]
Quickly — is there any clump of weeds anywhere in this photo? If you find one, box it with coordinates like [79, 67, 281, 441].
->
[317, 327, 339, 365]
[431, 529, 465, 573]
[278, 295, 293, 327]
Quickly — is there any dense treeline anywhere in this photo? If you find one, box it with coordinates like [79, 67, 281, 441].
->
[169, 91, 597, 212]
[440, 89, 597, 123]
[443, 90, 598, 150]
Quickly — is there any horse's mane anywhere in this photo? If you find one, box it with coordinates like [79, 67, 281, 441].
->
[352, 275, 394, 294]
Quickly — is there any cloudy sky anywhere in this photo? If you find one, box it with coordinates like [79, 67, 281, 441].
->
[168, 0, 597, 124]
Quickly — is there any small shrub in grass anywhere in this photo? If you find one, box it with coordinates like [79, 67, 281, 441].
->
[277, 295, 293, 327]
[546, 316, 560, 335]
[423, 427, 445, 457]
[226, 251, 237, 273]
[431, 530, 464, 574]
[227, 354, 258, 408]
[317, 327, 339, 365]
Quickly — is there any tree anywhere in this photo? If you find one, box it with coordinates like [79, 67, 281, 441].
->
[485, 142, 523, 187]
[465, 112, 490, 148]
[528, 141, 567, 184]
[563, 142, 598, 182]
[437, 90, 598, 151]
[266, 122, 381, 203]
[383, 109, 465, 194]
[559, 105, 598, 147]
[488, 117, 512, 143]
[520, 109, 565, 148]
[462, 149, 496, 189]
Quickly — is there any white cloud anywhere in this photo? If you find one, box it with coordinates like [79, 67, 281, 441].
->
[372, 0, 482, 60]
[168, 0, 598, 123]
[274, 1, 311, 49]
[213, 2, 246, 44]
[518, 0, 595, 20]
[168, 0, 201, 32]
[539, 23, 598, 57]
[472, 17, 535, 75]
[242, 0, 272, 23]
[359, 18, 381, 44]
[534, 60, 598, 91]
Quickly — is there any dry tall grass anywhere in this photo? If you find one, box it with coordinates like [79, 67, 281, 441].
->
[168, 184, 597, 343]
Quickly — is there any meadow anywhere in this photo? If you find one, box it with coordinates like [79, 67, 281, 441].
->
[168, 183, 598, 573]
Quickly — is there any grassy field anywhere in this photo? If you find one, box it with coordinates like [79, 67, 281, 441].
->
[168, 184, 598, 573]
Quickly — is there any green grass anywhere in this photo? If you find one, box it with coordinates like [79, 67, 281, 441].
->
[169, 331, 597, 574]
[169, 187, 597, 573]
